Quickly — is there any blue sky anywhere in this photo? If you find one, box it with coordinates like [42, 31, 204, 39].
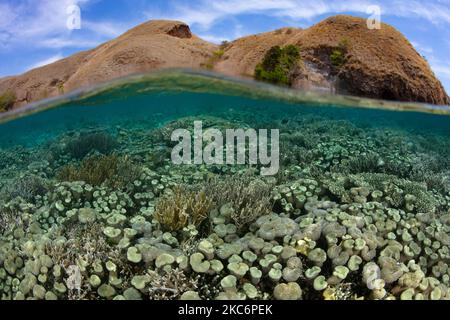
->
[1, 0, 450, 92]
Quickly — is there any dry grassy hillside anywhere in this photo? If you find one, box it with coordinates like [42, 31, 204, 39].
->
[217, 15, 449, 104]
[1, 16, 448, 110]
[0, 21, 217, 108]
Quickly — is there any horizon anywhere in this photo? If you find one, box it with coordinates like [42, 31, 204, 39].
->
[0, 0, 449, 93]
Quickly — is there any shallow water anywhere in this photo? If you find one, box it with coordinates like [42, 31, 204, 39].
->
[0, 70, 449, 300]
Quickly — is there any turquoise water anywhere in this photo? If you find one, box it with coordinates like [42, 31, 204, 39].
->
[0, 70, 449, 300]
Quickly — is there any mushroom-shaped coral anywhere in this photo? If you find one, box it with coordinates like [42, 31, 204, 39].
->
[220, 275, 237, 291]
[227, 262, 249, 278]
[155, 253, 175, 269]
[256, 215, 299, 241]
[103, 227, 122, 244]
[98, 284, 116, 299]
[305, 266, 321, 280]
[209, 259, 224, 274]
[333, 266, 350, 281]
[307, 248, 327, 267]
[131, 275, 151, 291]
[250, 267, 262, 285]
[190, 253, 210, 273]
[313, 275, 328, 291]
[348, 255, 363, 271]
[78, 208, 97, 224]
[180, 291, 202, 300]
[243, 283, 258, 299]
[198, 240, 215, 260]
[127, 247, 142, 264]
[273, 283, 302, 300]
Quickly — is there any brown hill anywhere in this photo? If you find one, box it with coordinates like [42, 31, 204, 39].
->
[0, 21, 217, 108]
[217, 15, 449, 104]
[1, 16, 448, 110]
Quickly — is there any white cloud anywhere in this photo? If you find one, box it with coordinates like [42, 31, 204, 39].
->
[0, 3, 18, 29]
[428, 57, 450, 93]
[3, 1, 86, 39]
[83, 20, 129, 38]
[144, 0, 450, 29]
[0, 0, 129, 51]
[388, 0, 450, 25]
[411, 41, 434, 55]
[197, 34, 230, 44]
[432, 64, 450, 78]
[29, 54, 64, 69]
[38, 38, 100, 49]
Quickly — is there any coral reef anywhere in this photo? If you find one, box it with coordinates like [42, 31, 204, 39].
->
[0, 110, 448, 301]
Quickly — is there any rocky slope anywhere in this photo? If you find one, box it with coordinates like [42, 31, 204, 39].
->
[217, 15, 449, 104]
[1, 16, 449, 109]
[0, 21, 217, 108]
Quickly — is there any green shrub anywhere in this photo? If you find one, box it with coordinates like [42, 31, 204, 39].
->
[254, 45, 301, 86]
[201, 49, 226, 70]
[213, 49, 225, 59]
[330, 38, 350, 68]
[57, 82, 65, 95]
[330, 50, 346, 67]
[0, 90, 16, 112]
[220, 41, 230, 50]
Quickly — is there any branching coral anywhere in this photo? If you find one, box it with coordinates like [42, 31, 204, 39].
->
[45, 222, 125, 300]
[46, 222, 121, 269]
[147, 268, 199, 300]
[155, 186, 213, 232]
[321, 172, 444, 213]
[0, 207, 26, 236]
[57, 154, 141, 188]
[65, 132, 118, 160]
[0, 174, 49, 202]
[206, 175, 273, 231]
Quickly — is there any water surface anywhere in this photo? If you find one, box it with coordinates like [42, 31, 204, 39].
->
[0, 70, 448, 301]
